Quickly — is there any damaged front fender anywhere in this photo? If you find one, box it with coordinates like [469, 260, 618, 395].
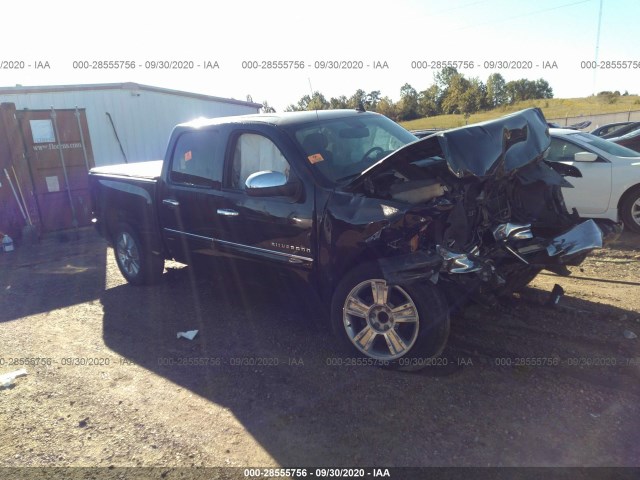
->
[378, 250, 443, 286]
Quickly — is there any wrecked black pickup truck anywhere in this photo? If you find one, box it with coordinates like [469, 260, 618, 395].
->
[89, 108, 607, 369]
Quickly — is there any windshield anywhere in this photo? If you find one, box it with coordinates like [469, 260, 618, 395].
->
[289, 114, 417, 183]
[570, 132, 640, 158]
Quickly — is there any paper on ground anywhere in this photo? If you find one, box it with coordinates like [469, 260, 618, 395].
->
[177, 330, 198, 340]
[0, 368, 27, 388]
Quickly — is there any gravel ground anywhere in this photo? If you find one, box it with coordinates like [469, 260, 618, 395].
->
[0, 228, 639, 475]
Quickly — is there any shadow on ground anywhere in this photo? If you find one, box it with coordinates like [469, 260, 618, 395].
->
[101, 261, 640, 466]
[0, 228, 106, 323]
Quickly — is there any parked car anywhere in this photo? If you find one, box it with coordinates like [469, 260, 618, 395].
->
[89, 109, 604, 368]
[600, 122, 640, 139]
[410, 128, 443, 138]
[547, 120, 591, 130]
[548, 128, 640, 232]
[590, 121, 635, 137]
[609, 128, 640, 153]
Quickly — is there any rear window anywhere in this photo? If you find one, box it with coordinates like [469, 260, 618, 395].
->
[170, 129, 222, 187]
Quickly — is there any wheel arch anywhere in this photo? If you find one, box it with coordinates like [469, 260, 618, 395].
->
[617, 183, 640, 211]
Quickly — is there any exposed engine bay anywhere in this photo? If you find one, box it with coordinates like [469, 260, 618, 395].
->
[339, 108, 605, 303]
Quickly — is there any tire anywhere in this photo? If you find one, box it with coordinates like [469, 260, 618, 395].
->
[113, 223, 164, 285]
[497, 263, 542, 296]
[330, 263, 450, 370]
[620, 186, 640, 234]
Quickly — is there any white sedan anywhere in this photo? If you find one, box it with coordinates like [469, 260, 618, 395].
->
[548, 128, 640, 233]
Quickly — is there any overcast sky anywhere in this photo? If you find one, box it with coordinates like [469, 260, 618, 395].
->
[2, 0, 639, 111]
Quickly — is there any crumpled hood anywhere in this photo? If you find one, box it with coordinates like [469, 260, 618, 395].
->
[350, 108, 551, 185]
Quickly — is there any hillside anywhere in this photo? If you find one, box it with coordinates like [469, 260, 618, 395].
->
[400, 95, 640, 130]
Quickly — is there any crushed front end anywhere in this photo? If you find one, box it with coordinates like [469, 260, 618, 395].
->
[334, 108, 605, 305]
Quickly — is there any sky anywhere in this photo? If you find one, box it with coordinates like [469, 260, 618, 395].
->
[1, 0, 639, 111]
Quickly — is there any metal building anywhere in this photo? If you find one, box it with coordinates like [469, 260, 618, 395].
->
[0, 82, 261, 166]
[0, 83, 261, 241]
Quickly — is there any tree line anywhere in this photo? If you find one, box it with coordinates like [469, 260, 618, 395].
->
[275, 67, 553, 121]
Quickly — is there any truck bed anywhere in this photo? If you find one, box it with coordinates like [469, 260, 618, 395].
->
[88, 160, 163, 253]
[90, 160, 163, 180]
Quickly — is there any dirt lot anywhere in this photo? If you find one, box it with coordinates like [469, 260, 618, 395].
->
[1, 227, 639, 473]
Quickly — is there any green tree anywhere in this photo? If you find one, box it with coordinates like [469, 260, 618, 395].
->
[374, 96, 398, 120]
[441, 74, 471, 114]
[434, 66, 459, 90]
[505, 79, 533, 103]
[285, 94, 309, 111]
[366, 90, 381, 110]
[505, 78, 554, 103]
[307, 91, 329, 110]
[285, 91, 330, 111]
[261, 101, 276, 113]
[329, 95, 349, 109]
[486, 73, 507, 107]
[461, 77, 486, 114]
[347, 89, 368, 109]
[534, 79, 553, 99]
[397, 83, 419, 120]
[418, 85, 441, 117]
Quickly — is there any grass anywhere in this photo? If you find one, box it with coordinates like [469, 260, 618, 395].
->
[400, 95, 640, 130]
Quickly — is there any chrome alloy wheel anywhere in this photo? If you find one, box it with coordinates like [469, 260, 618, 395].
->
[343, 279, 420, 361]
[116, 231, 141, 278]
[632, 197, 640, 227]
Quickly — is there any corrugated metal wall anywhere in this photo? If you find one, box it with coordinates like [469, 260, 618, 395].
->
[0, 86, 259, 166]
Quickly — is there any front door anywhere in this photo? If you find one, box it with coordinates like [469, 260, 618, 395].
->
[547, 137, 613, 215]
[215, 129, 315, 273]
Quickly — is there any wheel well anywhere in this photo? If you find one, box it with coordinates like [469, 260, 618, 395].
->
[618, 184, 640, 211]
[105, 212, 137, 244]
[334, 251, 379, 288]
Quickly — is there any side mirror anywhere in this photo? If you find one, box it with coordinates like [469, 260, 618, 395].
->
[245, 170, 299, 197]
[574, 152, 598, 162]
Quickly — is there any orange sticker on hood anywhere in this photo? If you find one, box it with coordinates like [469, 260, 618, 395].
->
[308, 153, 324, 164]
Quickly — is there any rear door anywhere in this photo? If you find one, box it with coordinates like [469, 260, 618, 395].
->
[157, 127, 225, 263]
[214, 126, 315, 273]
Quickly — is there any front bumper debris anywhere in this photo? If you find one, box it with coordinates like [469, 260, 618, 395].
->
[546, 219, 603, 262]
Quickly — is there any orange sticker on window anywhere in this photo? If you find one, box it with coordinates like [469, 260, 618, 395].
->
[308, 153, 324, 164]
[184, 150, 192, 161]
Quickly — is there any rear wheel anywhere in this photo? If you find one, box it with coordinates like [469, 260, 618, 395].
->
[620, 186, 640, 234]
[331, 264, 449, 370]
[113, 223, 164, 285]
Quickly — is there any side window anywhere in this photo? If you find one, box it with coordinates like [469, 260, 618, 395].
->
[170, 130, 221, 187]
[547, 138, 585, 162]
[230, 133, 290, 190]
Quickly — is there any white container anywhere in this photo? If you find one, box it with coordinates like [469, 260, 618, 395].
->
[2, 235, 14, 252]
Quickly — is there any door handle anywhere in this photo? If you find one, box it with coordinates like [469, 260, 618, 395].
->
[217, 209, 239, 217]
[163, 199, 179, 207]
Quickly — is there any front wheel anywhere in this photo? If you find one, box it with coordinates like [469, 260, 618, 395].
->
[497, 264, 542, 296]
[331, 264, 450, 370]
[620, 186, 640, 234]
[113, 223, 164, 285]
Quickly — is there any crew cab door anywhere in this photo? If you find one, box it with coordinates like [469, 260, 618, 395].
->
[547, 137, 613, 214]
[157, 126, 226, 263]
[214, 127, 315, 272]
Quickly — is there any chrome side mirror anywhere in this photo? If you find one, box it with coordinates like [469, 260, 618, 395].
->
[245, 170, 299, 197]
[245, 170, 287, 189]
